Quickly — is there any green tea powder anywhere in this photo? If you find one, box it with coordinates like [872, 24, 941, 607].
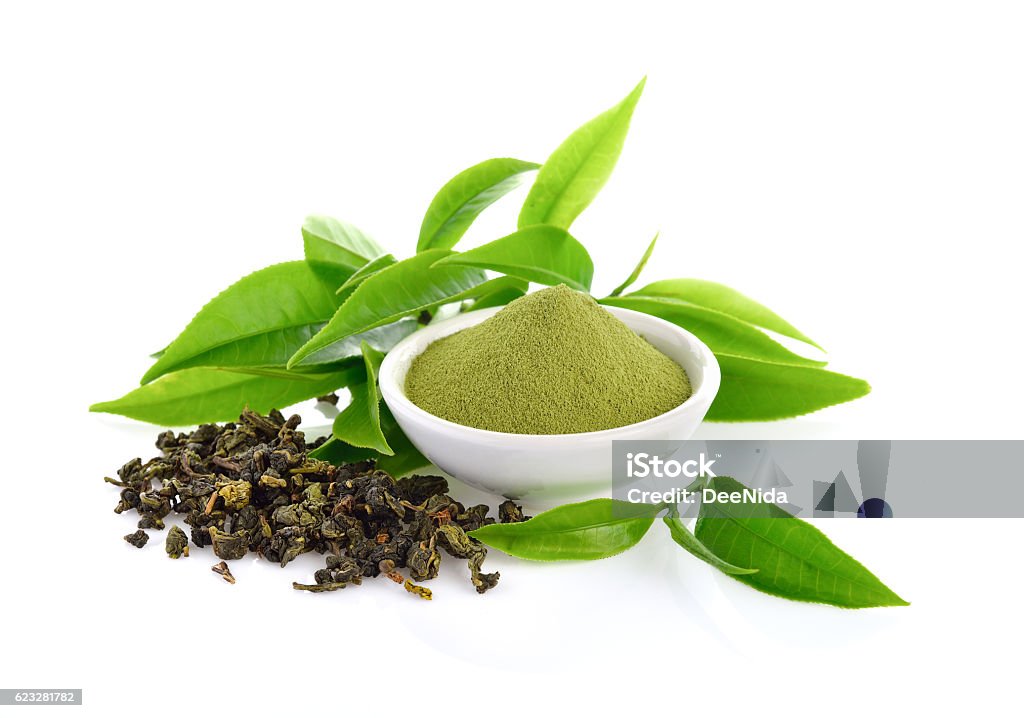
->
[405, 285, 691, 434]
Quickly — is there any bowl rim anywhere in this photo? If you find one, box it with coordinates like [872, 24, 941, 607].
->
[378, 303, 721, 442]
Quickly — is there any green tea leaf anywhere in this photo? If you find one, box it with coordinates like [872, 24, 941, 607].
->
[429, 276, 528, 319]
[663, 517, 757, 575]
[375, 440, 430, 477]
[90, 365, 362, 426]
[519, 78, 646, 230]
[601, 296, 824, 368]
[311, 406, 430, 477]
[470, 280, 528, 310]
[709, 354, 871, 421]
[433, 225, 594, 291]
[223, 365, 353, 381]
[695, 476, 908, 608]
[608, 232, 658, 297]
[630, 279, 821, 350]
[309, 436, 374, 464]
[141, 262, 352, 384]
[293, 318, 418, 369]
[329, 342, 392, 455]
[418, 158, 540, 252]
[335, 254, 396, 299]
[302, 215, 385, 272]
[288, 250, 487, 367]
[469, 499, 655, 561]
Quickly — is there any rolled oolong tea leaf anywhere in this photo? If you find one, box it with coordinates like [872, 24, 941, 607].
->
[302, 215, 385, 273]
[378, 559, 434, 600]
[418, 157, 540, 252]
[403, 581, 433, 600]
[695, 476, 908, 608]
[91, 364, 363, 426]
[469, 499, 657, 561]
[628, 278, 822, 350]
[293, 580, 355, 593]
[708, 354, 871, 422]
[165, 525, 189, 559]
[436, 524, 498, 593]
[288, 250, 489, 367]
[124, 530, 149, 548]
[209, 526, 249, 561]
[432, 225, 595, 292]
[104, 408, 502, 597]
[141, 261, 353, 383]
[600, 295, 824, 368]
[405, 536, 441, 582]
[211, 561, 236, 584]
[519, 77, 646, 230]
[498, 499, 530, 524]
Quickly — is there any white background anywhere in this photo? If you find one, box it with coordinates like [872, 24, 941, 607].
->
[1, 1, 1022, 715]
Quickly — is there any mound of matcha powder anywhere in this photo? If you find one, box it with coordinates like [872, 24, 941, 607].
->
[405, 285, 691, 434]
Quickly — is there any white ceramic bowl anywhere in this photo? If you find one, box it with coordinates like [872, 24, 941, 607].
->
[379, 305, 720, 503]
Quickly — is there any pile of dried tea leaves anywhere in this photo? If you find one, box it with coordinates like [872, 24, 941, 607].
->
[107, 408, 524, 599]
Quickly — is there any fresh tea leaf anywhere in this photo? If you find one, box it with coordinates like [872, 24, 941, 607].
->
[302, 215, 385, 272]
[663, 517, 758, 575]
[375, 437, 431, 477]
[695, 476, 908, 608]
[335, 254, 397, 300]
[222, 365, 353, 381]
[418, 158, 540, 252]
[141, 261, 352, 384]
[470, 280, 529, 310]
[469, 499, 655, 561]
[709, 354, 871, 421]
[630, 279, 821, 350]
[311, 405, 430, 477]
[288, 250, 488, 367]
[309, 436, 374, 464]
[292, 317, 418, 369]
[519, 78, 646, 230]
[601, 295, 824, 368]
[433, 225, 594, 291]
[329, 342, 392, 455]
[608, 232, 658, 297]
[91, 365, 362, 426]
[428, 276, 528, 318]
